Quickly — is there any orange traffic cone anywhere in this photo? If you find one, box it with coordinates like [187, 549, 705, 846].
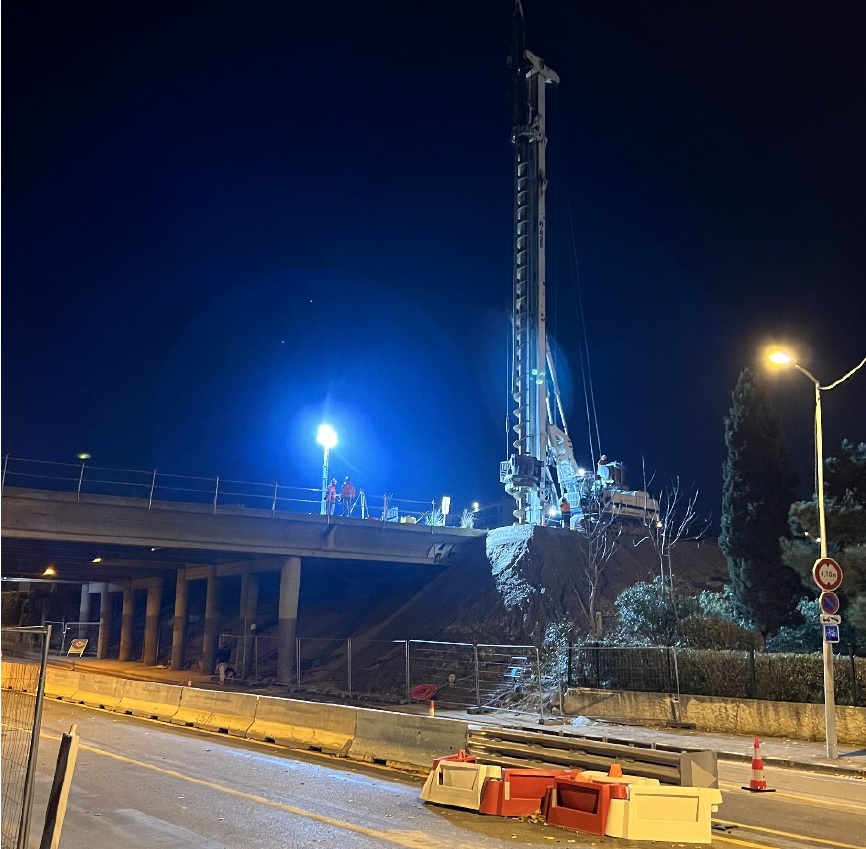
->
[608, 763, 623, 778]
[742, 737, 775, 792]
[428, 700, 435, 717]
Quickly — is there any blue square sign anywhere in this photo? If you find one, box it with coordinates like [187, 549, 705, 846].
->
[823, 624, 840, 643]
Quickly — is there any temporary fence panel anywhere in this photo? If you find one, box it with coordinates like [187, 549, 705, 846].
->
[1, 626, 51, 849]
[346, 639, 407, 701]
[58, 623, 100, 657]
[296, 638, 350, 693]
[253, 635, 281, 681]
[568, 646, 678, 696]
[477, 644, 543, 719]
[407, 640, 479, 708]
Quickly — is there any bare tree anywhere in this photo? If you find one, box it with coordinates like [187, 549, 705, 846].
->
[635, 477, 711, 628]
[570, 487, 623, 636]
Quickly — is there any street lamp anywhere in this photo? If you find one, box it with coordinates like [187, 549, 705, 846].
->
[768, 347, 866, 759]
[316, 424, 337, 516]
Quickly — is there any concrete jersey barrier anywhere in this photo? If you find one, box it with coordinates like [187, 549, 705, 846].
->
[248, 696, 358, 756]
[172, 686, 259, 736]
[115, 680, 183, 721]
[349, 709, 470, 770]
[73, 672, 127, 709]
[44, 668, 82, 701]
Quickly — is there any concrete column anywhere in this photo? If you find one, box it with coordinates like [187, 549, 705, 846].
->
[79, 583, 92, 637]
[118, 583, 135, 661]
[142, 579, 163, 666]
[97, 583, 112, 659]
[277, 557, 302, 685]
[240, 571, 260, 677]
[171, 569, 188, 671]
[202, 567, 220, 676]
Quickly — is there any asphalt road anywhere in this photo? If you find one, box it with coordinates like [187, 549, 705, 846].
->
[28, 701, 866, 849]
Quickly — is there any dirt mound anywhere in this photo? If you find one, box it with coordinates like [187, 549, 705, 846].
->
[358, 526, 727, 644]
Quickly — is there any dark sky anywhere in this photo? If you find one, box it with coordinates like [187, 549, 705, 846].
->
[3, 0, 865, 521]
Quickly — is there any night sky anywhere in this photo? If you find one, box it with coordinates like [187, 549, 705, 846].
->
[3, 1, 865, 522]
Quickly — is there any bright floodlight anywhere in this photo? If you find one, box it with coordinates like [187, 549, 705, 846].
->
[768, 349, 794, 366]
[316, 424, 337, 450]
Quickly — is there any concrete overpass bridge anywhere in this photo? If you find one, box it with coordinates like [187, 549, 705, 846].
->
[1, 469, 484, 681]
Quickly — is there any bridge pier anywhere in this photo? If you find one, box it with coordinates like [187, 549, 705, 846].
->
[277, 557, 301, 685]
[171, 569, 188, 671]
[142, 579, 163, 665]
[97, 583, 112, 658]
[202, 567, 220, 676]
[119, 583, 135, 661]
[239, 571, 259, 677]
[78, 584, 91, 637]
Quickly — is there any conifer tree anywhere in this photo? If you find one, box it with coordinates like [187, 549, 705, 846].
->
[719, 368, 801, 636]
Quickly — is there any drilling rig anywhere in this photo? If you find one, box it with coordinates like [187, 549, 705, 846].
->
[501, 1, 659, 529]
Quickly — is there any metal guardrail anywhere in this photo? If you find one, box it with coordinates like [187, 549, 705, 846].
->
[0, 455, 469, 524]
[466, 725, 718, 788]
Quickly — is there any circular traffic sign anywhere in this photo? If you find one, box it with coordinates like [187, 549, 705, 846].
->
[812, 558, 843, 592]
[819, 591, 841, 615]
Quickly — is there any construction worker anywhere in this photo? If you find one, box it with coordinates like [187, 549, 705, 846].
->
[560, 496, 572, 529]
[325, 478, 338, 515]
[340, 476, 355, 516]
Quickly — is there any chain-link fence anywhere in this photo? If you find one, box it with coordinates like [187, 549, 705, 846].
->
[1, 625, 51, 849]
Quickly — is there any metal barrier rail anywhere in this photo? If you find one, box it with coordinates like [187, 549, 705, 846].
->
[0, 455, 460, 523]
[466, 725, 718, 788]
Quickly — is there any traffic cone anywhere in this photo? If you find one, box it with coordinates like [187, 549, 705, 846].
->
[428, 700, 435, 717]
[742, 737, 775, 792]
[608, 763, 623, 778]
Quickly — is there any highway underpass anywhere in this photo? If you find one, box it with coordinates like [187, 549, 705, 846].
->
[1, 486, 485, 682]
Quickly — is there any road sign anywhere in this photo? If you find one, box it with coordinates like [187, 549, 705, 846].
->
[819, 591, 841, 615]
[820, 614, 841, 625]
[823, 624, 840, 643]
[812, 558, 843, 592]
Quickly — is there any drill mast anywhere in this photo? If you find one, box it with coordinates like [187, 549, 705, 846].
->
[502, 1, 559, 525]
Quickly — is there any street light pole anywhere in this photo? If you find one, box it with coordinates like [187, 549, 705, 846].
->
[768, 350, 866, 760]
[316, 424, 337, 516]
[794, 364, 837, 759]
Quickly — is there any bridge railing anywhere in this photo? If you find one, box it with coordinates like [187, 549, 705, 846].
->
[1, 455, 458, 524]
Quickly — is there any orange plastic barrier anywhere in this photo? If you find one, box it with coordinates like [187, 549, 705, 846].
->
[479, 769, 580, 817]
[541, 777, 627, 836]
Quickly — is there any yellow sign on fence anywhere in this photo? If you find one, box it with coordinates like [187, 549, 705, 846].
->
[67, 639, 88, 657]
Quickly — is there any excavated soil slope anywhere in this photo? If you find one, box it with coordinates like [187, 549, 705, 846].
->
[357, 525, 727, 644]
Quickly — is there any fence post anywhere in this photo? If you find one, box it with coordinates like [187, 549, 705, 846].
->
[593, 642, 600, 688]
[849, 648, 857, 707]
[534, 647, 545, 725]
[2, 453, 9, 489]
[473, 644, 481, 708]
[669, 647, 681, 698]
[213, 477, 219, 515]
[347, 638, 353, 696]
[271, 483, 279, 518]
[148, 470, 157, 509]
[295, 637, 300, 688]
[567, 640, 573, 687]
[404, 641, 411, 703]
[749, 649, 757, 699]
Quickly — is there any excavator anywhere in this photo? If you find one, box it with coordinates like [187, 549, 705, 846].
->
[500, 2, 659, 531]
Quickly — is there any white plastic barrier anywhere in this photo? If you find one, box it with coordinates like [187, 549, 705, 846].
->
[421, 761, 502, 810]
[604, 785, 723, 844]
[74, 672, 127, 709]
[247, 696, 358, 755]
[115, 680, 182, 721]
[349, 709, 469, 770]
[172, 687, 259, 736]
